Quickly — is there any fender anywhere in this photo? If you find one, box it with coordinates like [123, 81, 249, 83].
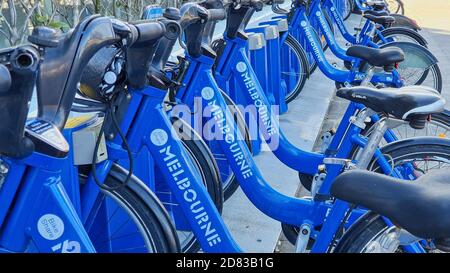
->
[108, 163, 181, 253]
[379, 41, 438, 69]
[391, 14, 421, 31]
[380, 136, 450, 155]
[378, 27, 427, 47]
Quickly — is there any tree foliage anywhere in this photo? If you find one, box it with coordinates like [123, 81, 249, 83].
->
[0, 0, 183, 46]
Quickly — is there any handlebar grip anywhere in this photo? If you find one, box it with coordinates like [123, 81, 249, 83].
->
[0, 45, 40, 158]
[208, 8, 226, 21]
[134, 21, 166, 43]
[200, 0, 224, 9]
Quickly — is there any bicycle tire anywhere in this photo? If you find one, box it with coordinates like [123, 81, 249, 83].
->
[282, 34, 309, 103]
[336, 141, 450, 253]
[373, 27, 427, 47]
[342, 0, 355, 21]
[288, 138, 450, 249]
[88, 163, 180, 253]
[386, 0, 405, 15]
[361, 112, 450, 148]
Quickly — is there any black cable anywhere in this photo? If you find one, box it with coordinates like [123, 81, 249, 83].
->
[328, 203, 357, 252]
[91, 98, 134, 191]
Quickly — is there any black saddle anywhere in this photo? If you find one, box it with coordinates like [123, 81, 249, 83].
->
[331, 169, 450, 245]
[336, 86, 444, 128]
[363, 14, 395, 27]
[364, 10, 390, 17]
[366, 0, 387, 11]
[347, 45, 404, 68]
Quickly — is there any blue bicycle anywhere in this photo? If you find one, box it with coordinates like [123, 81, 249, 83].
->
[147, 2, 450, 252]
[279, 0, 440, 93]
[9, 1, 448, 253]
[0, 17, 180, 253]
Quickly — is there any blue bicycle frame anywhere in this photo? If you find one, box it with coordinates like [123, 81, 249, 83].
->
[168, 44, 425, 252]
[0, 125, 96, 253]
[287, 3, 403, 86]
[321, 0, 394, 47]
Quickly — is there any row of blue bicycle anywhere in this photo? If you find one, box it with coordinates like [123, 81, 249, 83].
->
[0, 0, 449, 253]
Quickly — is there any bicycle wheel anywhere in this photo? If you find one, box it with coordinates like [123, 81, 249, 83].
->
[385, 0, 405, 15]
[362, 112, 450, 147]
[346, 140, 450, 251]
[85, 164, 180, 253]
[287, 139, 450, 248]
[164, 117, 224, 253]
[281, 34, 309, 103]
[359, 43, 442, 92]
[342, 0, 355, 21]
[373, 28, 428, 47]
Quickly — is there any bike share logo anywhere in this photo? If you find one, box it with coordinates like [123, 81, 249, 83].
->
[300, 20, 324, 63]
[150, 129, 169, 146]
[236, 62, 248, 73]
[316, 11, 334, 46]
[201, 87, 215, 101]
[235, 62, 277, 137]
[37, 212, 81, 253]
[153, 128, 223, 247]
[37, 214, 64, 241]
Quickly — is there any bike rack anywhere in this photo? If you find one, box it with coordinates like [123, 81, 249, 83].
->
[247, 24, 288, 114]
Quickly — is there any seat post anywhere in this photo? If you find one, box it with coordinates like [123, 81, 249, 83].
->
[361, 66, 375, 86]
[355, 116, 407, 169]
[355, 118, 389, 169]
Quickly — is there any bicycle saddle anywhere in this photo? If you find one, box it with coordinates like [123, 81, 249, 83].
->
[346, 45, 404, 68]
[363, 14, 395, 27]
[331, 169, 450, 245]
[363, 10, 389, 17]
[336, 86, 445, 127]
[366, 0, 387, 11]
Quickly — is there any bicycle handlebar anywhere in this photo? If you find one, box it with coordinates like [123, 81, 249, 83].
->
[208, 8, 227, 21]
[0, 45, 41, 158]
[133, 21, 166, 43]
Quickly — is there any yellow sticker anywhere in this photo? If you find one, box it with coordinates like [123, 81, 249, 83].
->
[65, 115, 95, 129]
